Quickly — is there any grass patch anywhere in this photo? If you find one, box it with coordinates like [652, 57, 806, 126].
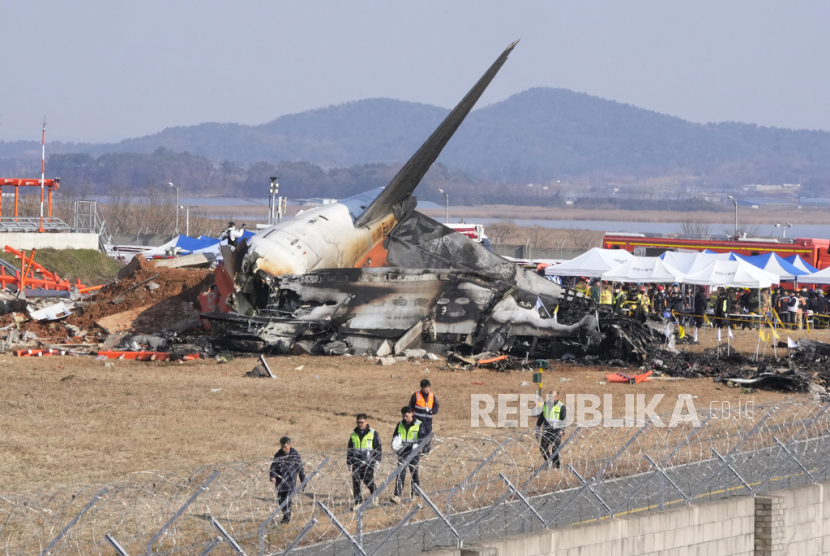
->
[25, 248, 122, 285]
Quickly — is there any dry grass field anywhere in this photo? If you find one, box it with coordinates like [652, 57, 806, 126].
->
[1, 325, 815, 495]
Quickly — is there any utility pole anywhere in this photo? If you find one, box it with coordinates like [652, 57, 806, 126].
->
[168, 182, 179, 235]
[438, 189, 449, 223]
[727, 195, 738, 238]
[269, 177, 280, 225]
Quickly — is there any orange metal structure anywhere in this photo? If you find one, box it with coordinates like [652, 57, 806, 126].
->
[0, 178, 60, 220]
[1, 245, 95, 292]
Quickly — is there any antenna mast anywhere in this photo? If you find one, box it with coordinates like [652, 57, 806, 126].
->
[39, 116, 46, 232]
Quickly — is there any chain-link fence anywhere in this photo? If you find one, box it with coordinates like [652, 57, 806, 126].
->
[3, 399, 830, 556]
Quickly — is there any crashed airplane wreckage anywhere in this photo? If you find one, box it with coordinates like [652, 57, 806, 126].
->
[205, 41, 619, 358]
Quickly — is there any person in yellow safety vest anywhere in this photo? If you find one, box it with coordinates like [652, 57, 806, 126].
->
[389, 406, 428, 504]
[612, 285, 626, 314]
[535, 390, 566, 468]
[409, 379, 439, 453]
[600, 283, 613, 305]
[574, 277, 589, 295]
[347, 413, 382, 508]
[637, 286, 650, 312]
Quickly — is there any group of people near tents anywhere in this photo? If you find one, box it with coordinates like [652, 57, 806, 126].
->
[536, 248, 830, 331]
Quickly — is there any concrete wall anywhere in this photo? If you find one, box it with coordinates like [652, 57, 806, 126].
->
[0, 232, 98, 250]
[425, 484, 830, 556]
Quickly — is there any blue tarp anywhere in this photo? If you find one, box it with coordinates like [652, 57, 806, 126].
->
[172, 235, 220, 254]
[783, 254, 819, 274]
[729, 252, 808, 280]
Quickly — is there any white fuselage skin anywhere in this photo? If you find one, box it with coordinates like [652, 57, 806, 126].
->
[243, 188, 395, 278]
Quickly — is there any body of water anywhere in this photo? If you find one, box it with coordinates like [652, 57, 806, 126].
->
[471, 218, 830, 240]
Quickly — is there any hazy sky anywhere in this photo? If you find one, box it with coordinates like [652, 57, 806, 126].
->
[3, 1, 830, 142]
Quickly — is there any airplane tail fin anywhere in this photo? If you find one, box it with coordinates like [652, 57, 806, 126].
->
[354, 40, 519, 228]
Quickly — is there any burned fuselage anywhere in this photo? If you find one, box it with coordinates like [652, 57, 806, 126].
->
[209, 266, 597, 357]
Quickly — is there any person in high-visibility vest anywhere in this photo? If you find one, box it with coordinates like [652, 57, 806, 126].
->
[389, 406, 428, 504]
[612, 285, 626, 314]
[535, 390, 566, 468]
[409, 379, 439, 453]
[347, 413, 382, 508]
[599, 283, 613, 305]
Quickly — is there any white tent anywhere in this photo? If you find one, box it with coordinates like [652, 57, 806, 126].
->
[545, 248, 633, 277]
[659, 251, 730, 275]
[682, 260, 780, 289]
[803, 266, 830, 285]
[601, 256, 686, 283]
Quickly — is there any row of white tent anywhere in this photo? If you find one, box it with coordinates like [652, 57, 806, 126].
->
[544, 248, 830, 289]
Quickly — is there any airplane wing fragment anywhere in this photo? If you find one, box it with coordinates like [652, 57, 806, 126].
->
[354, 40, 519, 227]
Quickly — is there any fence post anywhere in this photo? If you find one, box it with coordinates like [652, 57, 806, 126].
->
[689, 408, 775, 500]
[366, 504, 422, 556]
[356, 432, 434, 545]
[145, 470, 219, 554]
[259, 457, 330, 556]
[710, 449, 753, 495]
[499, 473, 546, 527]
[413, 484, 462, 546]
[104, 534, 131, 556]
[567, 465, 612, 519]
[40, 486, 107, 556]
[279, 518, 318, 556]
[211, 518, 247, 555]
[643, 454, 690, 504]
[521, 427, 582, 495]
[751, 402, 830, 495]
[315, 502, 367, 556]
[199, 538, 224, 556]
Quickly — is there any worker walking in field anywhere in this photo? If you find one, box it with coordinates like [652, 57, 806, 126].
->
[269, 436, 306, 524]
[390, 406, 428, 504]
[347, 414, 382, 508]
[409, 379, 438, 454]
[536, 390, 566, 469]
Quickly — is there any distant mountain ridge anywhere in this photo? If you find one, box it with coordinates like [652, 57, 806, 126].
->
[3, 87, 830, 185]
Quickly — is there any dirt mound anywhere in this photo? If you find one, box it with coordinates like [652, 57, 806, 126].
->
[1, 256, 214, 342]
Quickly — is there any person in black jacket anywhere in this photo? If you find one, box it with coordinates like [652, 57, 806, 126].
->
[269, 437, 306, 524]
[390, 406, 429, 504]
[693, 287, 707, 330]
[347, 414, 382, 508]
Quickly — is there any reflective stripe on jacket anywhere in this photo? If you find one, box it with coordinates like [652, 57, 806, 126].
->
[413, 391, 434, 420]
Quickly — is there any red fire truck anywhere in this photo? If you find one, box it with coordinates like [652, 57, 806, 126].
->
[602, 233, 830, 270]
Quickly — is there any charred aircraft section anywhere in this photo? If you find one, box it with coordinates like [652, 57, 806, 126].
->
[208, 266, 597, 357]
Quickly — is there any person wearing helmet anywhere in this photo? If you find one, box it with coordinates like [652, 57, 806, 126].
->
[390, 406, 427, 504]
[612, 284, 626, 314]
[652, 285, 666, 318]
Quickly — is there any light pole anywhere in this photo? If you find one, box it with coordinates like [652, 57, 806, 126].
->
[180, 205, 195, 236]
[774, 222, 793, 238]
[437, 189, 449, 223]
[168, 182, 179, 235]
[727, 195, 738, 238]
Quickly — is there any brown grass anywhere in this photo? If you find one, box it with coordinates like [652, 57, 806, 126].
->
[0, 342, 806, 495]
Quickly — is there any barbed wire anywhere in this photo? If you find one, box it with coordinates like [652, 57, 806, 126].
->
[2, 399, 829, 555]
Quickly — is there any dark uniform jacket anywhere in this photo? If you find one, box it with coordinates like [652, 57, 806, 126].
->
[536, 402, 567, 432]
[269, 447, 306, 492]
